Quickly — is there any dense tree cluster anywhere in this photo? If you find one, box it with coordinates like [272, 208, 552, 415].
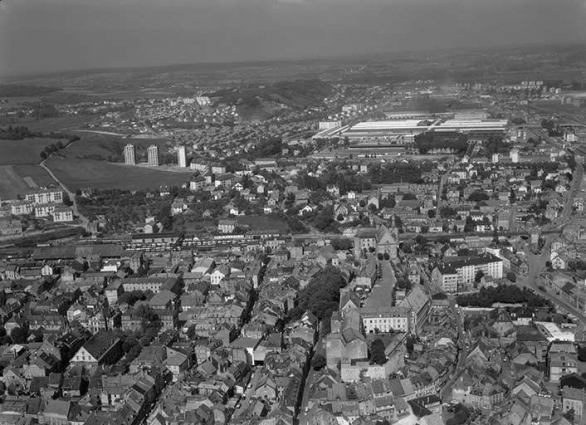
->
[467, 191, 490, 202]
[300, 205, 340, 233]
[39, 136, 80, 160]
[331, 238, 353, 251]
[414, 132, 468, 154]
[0, 125, 70, 141]
[370, 339, 386, 365]
[367, 163, 424, 185]
[446, 404, 471, 425]
[541, 119, 563, 137]
[311, 353, 326, 371]
[118, 290, 153, 306]
[77, 188, 176, 233]
[295, 170, 372, 195]
[289, 266, 347, 323]
[457, 285, 553, 309]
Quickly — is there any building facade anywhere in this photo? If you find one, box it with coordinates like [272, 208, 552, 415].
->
[124, 144, 136, 165]
[147, 145, 159, 167]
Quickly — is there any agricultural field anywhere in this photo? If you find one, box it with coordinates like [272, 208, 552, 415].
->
[0, 165, 56, 200]
[44, 157, 192, 191]
[0, 138, 65, 165]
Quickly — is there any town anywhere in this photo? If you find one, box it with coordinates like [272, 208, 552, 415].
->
[2, 50, 586, 425]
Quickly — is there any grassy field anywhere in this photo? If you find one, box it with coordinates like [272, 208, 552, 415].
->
[65, 133, 172, 162]
[236, 215, 289, 233]
[0, 165, 56, 200]
[44, 157, 191, 191]
[0, 138, 66, 166]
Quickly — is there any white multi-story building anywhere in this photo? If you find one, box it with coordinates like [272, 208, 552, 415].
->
[25, 189, 63, 205]
[432, 254, 503, 291]
[360, 306, 410, 334]
[11, 202, 34, 216]
[124, 144, 136, 165]
[431, 266, 459, 293]
[177, 146, 187, 168]
[147, 145, 159, 167]
[53, 206, 74, 222]
[34, 204, 56, 218]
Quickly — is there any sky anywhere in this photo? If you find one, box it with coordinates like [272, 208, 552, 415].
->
[1, 0, 586, 76]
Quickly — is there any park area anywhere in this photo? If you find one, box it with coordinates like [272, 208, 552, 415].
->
[44, 157, 191, 191]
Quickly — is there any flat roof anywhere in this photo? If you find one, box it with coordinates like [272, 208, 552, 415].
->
[534, 321, 575, 342]
[433, 119, 508, 130]
[348, 120, 429, 131]
[343, 118, 508, 135]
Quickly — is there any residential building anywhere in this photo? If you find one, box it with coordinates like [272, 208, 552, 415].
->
[124, 144, 136, 165]
[361, 307, 411, 333]
[177, 146, 187, 167]
[70, 330, 123, 370]
[25, 189, 63, 205]
[147, 145, 159, 167]
[563, 387, 586, 425]
[53, 206, 74, 222]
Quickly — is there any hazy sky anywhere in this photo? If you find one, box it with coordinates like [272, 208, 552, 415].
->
[1, 0, 586, 76]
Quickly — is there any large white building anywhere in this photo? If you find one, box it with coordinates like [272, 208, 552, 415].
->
[340, 118, 508, 144]
[147, 145, 159, 167]
[431, 254, 503, 291]
[360, 306, 410, 334]
[177, 146, 187, 168]
[124, 144, 136, 165]
[25, 189, 63, 205]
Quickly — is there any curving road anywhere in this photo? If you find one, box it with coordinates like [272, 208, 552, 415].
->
[40, 138, 90, 230]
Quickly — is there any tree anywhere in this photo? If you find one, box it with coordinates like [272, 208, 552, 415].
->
[10, 327, 28, 344]
[396, 278, 411, 292]
[474, 270, 485, 284]
[40, 151, 48, 160]
[440, 206, 457, 218]
[331, 238, 353, 251]
[371, 339, 386, 365]
[578, 346, 586, 362]
[427, 209, 436, 219]
[468, 191, 490, 202]
[464, 216, 475, 232]
[563, 408, 575, 423]
[122, 337, 139, 353]
[186, 324, 196, 339]
[415, 235, 428, 246]
[311, 353, 326, 371]
[506, 272, 516, 282]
